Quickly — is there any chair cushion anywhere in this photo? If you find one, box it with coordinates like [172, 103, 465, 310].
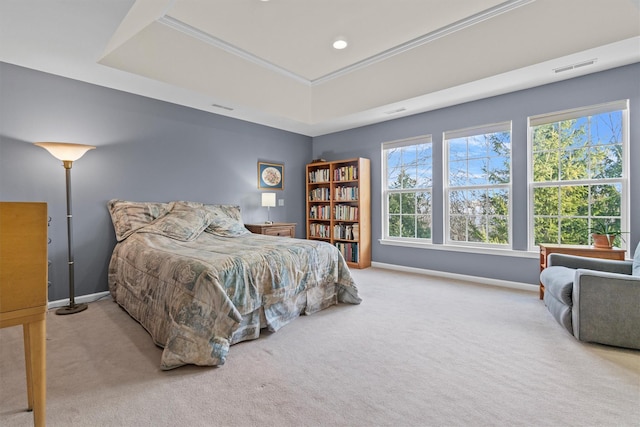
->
[540, 266, 575, 306]
[633, 242, 640, 276]
[543, 290, 573, 334]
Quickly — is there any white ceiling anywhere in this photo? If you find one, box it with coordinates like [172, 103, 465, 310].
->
[1, 0, 639, 137]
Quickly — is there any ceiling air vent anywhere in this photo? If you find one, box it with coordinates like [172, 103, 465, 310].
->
[553, 59, 597, 74]
[211, 103, 234, 111]
[384, 107, 407, 115]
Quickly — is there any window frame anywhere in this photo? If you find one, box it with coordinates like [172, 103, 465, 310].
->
[527, 100, 629, 251]
[443, 121, 513, 249]
[381, 135, 433, 243]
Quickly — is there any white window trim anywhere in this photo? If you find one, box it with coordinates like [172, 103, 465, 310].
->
[443, 121, 513, 248]
[526, 100, 630, 251]
[378, 238, 538, 259]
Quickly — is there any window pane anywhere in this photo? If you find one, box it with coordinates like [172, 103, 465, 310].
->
[533, 123, 558, 152]
[589, 145, 622, 179]
[401, 192, 416, 213]
[417, 165, 432, 187]
[467, 136, 486, 159]
[468, 216, 487, 243]
[401, 215, 416, 238]
[488, 156, 510, 184]
[388, 193, 400, 214]
[403, 165, 417, 189]
[467, 158, 488, 185]
[533, 187, 558, 216]
[417, 144, 433, 162]
[591, 111, 622, 145]
[489, 217, 508, 244]
[559, 185, 588, 216]
[487, 189, 508, 215]
[535, 217, 558, 246]
[559, 218, 588, 245]
[561, 147, 588, 180]
[417, 215, 431, 238]
[467, 189, 483, 214]
[416, 191, 431, 214]
[489, 132, 511, 156]
[450, 215, 466, 241]
[449, 139, 467, 161]
[533, 150, 559, 182]
[389, 215, 400, 237]
[449, 160, 467, 186]
[591, 184, 621, 216]
[449, 190, 466, 214]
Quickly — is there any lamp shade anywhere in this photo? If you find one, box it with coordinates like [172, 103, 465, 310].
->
[34, 142, 96, 162]
[261, 192, 276, 208]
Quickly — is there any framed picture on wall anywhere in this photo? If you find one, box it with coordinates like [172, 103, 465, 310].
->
[258, 161, 284, 190]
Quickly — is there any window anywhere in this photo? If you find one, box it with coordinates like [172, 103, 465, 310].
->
[382, 136, 432, 240]
[529, 101, 628, 249]
[444, 123, 512, 247]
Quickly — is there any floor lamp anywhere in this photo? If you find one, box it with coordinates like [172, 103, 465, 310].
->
[35, 142, 96, 315]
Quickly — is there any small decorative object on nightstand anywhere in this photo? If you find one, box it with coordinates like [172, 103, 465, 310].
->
[245, 222, 296, 238]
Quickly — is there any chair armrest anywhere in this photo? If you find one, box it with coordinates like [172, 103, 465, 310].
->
[547, 253, 633, 275]
[572, 270, 640, 349]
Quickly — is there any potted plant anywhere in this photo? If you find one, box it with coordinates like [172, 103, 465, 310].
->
[589, 219, 627, 249]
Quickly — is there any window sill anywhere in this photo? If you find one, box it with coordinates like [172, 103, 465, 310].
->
[379, 238, 538, 259]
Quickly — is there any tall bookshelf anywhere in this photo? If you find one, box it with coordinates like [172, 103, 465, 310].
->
[306, 157, 370, 269]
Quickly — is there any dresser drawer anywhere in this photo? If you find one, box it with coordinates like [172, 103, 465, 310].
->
[245, 223, 296, 238]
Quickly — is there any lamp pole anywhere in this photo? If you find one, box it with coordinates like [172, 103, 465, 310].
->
[56, 160, 87, 314]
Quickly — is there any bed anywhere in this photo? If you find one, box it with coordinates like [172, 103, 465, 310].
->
[107, 200, 361, 369]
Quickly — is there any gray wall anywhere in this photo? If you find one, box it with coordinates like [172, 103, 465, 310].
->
[312, 63, 640, 285]
[0, 62, 311, 301]
[2, 62, 638, 300]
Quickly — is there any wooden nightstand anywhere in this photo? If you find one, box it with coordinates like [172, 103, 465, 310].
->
[245, 223, 296, 238]
[538, 244, 626, 300]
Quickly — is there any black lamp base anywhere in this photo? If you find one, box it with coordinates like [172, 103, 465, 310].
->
[55, 303, 88, 315]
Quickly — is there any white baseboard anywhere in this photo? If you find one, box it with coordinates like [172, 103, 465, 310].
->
[371, 262, 537, 293]
[48, 291, 112, 310]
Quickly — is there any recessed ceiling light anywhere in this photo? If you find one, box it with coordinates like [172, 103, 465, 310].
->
[333, 38, 348, 50]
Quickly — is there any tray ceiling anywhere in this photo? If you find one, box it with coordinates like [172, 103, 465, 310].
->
[2, 0, 640, 136]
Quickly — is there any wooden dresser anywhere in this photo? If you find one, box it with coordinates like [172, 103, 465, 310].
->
[0, 202, 48, 427]
[245, 222, 296, 238]
[538, 243, 626, 300]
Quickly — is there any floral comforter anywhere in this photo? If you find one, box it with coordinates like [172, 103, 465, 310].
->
[107, 200, 361, 369]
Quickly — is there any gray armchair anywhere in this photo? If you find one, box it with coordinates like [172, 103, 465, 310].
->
[539, 242, 640, 350]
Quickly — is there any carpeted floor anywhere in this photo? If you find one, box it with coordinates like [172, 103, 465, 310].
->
[1, 267, 638, 426]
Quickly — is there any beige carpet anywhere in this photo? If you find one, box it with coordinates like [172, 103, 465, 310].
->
[1, 267, 638, 427]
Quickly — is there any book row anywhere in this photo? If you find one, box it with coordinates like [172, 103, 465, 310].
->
[334, 165, 358, 182]
[334, 223, 359, 241]
[335, 242, 359, 263]
[308, 168, 330, 183]
[334, 186, 359, 201]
